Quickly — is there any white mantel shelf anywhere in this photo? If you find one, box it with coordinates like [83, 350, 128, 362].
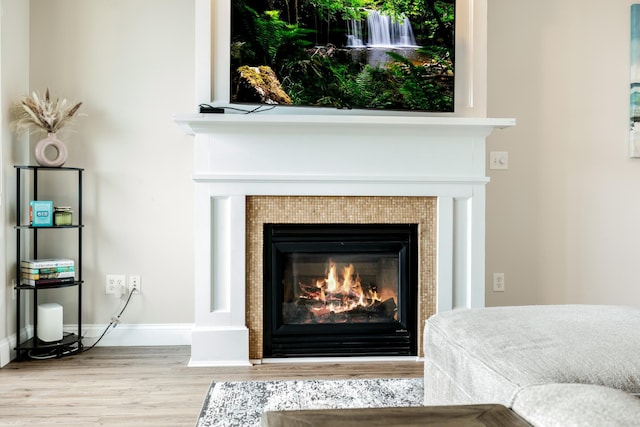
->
[174, 113, 515, 136]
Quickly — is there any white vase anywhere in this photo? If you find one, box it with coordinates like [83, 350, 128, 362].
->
[34, 133, 68, 167]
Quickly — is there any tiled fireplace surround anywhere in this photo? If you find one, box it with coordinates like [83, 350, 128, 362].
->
[175, 114, 513, 366]
[246, 195, 437, 360]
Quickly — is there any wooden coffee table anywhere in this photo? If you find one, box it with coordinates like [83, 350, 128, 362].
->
[261, 404, 531, 426]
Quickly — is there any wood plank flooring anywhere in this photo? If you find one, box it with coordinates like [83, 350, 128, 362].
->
[0, 346, 423, 427]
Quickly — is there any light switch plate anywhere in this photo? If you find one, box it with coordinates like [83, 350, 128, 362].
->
[490, 151, 509, 170]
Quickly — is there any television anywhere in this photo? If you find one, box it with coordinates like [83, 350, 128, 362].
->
[229, 0, 455, 113]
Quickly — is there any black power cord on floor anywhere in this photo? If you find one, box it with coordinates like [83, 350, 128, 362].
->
[26, 288, 135, 360]
[29, 288, 136, 359]
[83, 287, 135, 352]
[27, 332, 82, 360]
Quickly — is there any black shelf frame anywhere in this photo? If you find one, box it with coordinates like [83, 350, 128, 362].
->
[14, 165, 84, 360]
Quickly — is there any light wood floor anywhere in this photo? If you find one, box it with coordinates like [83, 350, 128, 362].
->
[0, 346, 423, 427]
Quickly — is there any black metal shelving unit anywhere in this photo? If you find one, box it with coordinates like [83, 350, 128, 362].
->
[14, 165, 84, 360]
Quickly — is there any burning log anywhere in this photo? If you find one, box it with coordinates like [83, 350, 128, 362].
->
[287, 259, 399, 324]
[381, 297, 398, 317]
[305, 297, 398, 323]
[352, 297, 397, 316]
[298, 282, 321, 294]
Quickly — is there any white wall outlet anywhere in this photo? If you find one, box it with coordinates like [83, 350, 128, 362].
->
[106, 274, 126, 295]
[493, 273, 505, 292]
[128, 275, 141, 294]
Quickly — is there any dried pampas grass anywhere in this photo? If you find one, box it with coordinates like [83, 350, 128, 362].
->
[10, 88, 83, 136]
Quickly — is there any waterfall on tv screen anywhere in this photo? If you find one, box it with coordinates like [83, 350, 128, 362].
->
[346, 10, 417, 48]
[230, 0, 455, 112]
[367, 11, 417, 47]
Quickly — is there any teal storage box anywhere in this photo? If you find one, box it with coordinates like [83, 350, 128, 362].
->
[30, 200, 53, 227]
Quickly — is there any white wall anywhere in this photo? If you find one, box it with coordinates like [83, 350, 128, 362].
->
[486, 0, 640, 307]
[3, 0, 639, 363]
[1, 0, 30, 367]
[14, 0, 195, 345]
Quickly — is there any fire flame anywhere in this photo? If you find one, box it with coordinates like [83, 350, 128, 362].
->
[305, 259, 382, 315]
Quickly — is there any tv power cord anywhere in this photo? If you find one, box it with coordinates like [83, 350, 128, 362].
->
[198, 103, 276, 114]
[82, 287, 135, 352]
[26, 331, 83, 360]
[28, 287, 135, 359]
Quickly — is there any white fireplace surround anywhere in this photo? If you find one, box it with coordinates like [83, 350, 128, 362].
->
[176, 0, 514, 366]
[175, 114, 514, 366]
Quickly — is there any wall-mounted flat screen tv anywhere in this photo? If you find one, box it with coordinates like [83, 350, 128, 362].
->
[230, 0, 455, 113]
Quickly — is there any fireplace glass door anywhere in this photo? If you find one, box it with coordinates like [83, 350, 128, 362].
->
[263, 224, 418, 358]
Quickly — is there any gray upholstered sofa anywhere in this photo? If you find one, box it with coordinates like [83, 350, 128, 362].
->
[423, 305, 640, 426]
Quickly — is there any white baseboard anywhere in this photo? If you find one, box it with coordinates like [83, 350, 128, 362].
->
[1, 326, 33, 367]
[80, 323, 193, 347]
[0, 336, 12, 368]
[0, 323, 193, 367]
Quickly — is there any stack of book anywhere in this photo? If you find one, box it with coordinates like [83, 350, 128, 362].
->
[21, 258, 75, 286]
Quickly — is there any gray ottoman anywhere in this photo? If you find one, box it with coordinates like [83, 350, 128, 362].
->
[423, 305, 640, 406]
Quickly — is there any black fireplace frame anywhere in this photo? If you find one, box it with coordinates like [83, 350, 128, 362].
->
[263, 224, 418, 358]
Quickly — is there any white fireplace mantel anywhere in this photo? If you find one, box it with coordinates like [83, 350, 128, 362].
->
[176, 113, 515, 366]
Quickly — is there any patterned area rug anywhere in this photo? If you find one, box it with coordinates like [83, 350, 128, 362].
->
[196, 377, 424, 427]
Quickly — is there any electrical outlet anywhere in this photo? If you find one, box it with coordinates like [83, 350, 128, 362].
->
[106, 274, 126, 295]
[493, 273, 505, 292]
[128, 275, 141, 294]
